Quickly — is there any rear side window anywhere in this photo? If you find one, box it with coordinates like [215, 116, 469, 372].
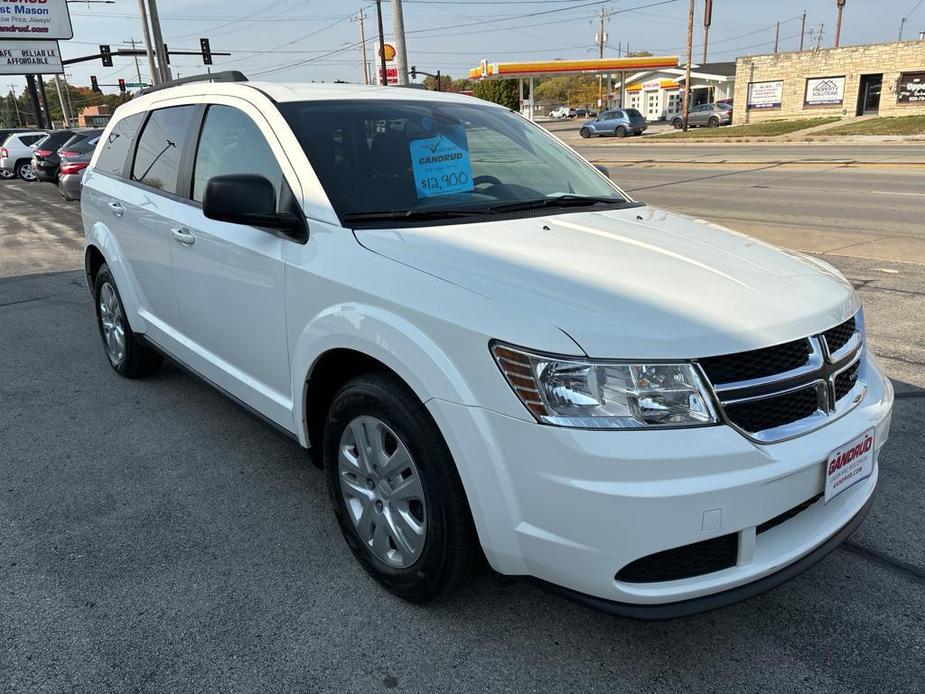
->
[191, 105, 284, 205]
[96, 113, 144, 176]
[131, 106, 197, 194]
[19, 134, 44, 146]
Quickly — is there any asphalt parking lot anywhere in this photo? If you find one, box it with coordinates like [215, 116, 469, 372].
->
[1, 177, 923, 693]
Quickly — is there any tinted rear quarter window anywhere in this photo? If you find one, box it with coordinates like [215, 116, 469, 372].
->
[132, 106, 197, 194]
[95, 113, 144, 176]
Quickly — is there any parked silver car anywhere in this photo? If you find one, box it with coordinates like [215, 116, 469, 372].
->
[671, 102, 733, 129]
[579, 108, 647, 138]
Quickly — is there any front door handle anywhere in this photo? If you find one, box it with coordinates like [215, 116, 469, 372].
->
[108, 201, 124, 217]
[170, 227, 195, 246]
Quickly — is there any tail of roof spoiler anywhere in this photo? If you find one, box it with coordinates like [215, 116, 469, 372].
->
[138, 71, 248, 97]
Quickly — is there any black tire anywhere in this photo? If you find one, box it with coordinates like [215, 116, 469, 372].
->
[672, 118, 683, 129]
[708, 116, 720, 127]
[579, 127, 591, 139]
[16, 160, 35, 181]
[615, 126, 627, 138]
[93, 263, 163, 378]
[324, 371, 477, 602]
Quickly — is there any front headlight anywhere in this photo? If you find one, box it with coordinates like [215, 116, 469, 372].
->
[491, 343, 718, 429]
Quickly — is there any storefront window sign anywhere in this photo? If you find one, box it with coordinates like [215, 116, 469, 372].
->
[805, 76, 846, 106]
[897, 72, 925, 104]
[747, 80, 782, 110]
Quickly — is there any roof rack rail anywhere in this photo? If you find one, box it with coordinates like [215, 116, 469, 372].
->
[138, 70, 248, 96]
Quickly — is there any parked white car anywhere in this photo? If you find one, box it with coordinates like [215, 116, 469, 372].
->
[548, 106, 571, 119]
[0, 130, 48, 180]
[81, 74, 892, 618]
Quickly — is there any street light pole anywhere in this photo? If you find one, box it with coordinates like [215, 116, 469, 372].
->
[136, 0, 159, 84]
[147, 0, 171, 82]
[702, 0, 712, 63]
[800, 10, 807, 50]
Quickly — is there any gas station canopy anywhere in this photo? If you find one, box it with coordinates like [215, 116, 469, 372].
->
[468, 56, 679, 80]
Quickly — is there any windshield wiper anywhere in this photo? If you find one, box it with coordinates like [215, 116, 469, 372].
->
[486, 195, 630, 214]
[343, 208, 489, 223]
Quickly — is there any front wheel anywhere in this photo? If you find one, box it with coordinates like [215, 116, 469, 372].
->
[672, 118, 684, 129]
[579, 127, 591, 138]
[324, 372, 477, 602]
[0, 168, 13, 179]
[94, 263, 163, 378]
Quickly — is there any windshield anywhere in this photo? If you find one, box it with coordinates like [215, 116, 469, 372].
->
[278, 99, 629, 225]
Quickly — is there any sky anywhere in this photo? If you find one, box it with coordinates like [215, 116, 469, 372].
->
[25, 0, 925, 95]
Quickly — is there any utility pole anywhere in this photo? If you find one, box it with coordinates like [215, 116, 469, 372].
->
[703, 0, 712, 64]
[137, 0, 159, 85]
[682, 0, 694, 131]
[800, 10, 807, 50]
[351, 11, 370, 85]
[834, 0, 845, 48]
[375, 0, 388, 86]
[898, 17, 906, 41]
[597, 7, 607, 109]
[147, 0, 171, 82]
[124, 38, 145, 86]
[391, 0, 409, 85]
[815, 23, 825, 49]
[53, 76, 71, 127]
[61, 73, 75, 122]
[774, 22, 780, 53]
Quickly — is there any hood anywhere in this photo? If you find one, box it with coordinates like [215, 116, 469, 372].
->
[355, 206, 858, 359]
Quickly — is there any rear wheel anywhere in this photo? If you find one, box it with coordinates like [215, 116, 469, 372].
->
[579, 127, 591, 139]
[708, 116, 720, 127]
[672, 118, 683, 129]
[16, 160, 35, 181]
[94, 263, 163, 378]
[324, 372, 477, 602]
[615, 126, 627, 138]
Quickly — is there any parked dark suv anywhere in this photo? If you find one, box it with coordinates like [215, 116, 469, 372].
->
[31, 129, 77, 183]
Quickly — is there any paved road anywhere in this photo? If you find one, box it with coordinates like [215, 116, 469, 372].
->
[1, 180, 923, 693]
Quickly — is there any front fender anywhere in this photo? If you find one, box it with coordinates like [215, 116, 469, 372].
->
[291, 302, 480, 446]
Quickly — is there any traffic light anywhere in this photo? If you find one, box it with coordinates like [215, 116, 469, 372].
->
[100, 44, 112, 67]
[118, 78, 126, 94]
[410, 65, 417, 79]
[91, 75, 100, 93]
[200, 38, 213, 66]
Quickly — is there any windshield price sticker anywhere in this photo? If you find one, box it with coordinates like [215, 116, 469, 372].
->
[824, 427, 875, 504]
[410, 131, 474, 198]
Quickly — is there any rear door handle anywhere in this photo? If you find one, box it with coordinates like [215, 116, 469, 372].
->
[108, 201, 124, 217]
[170, 227, 195, 246]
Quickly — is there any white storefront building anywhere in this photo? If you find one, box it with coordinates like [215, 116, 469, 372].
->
[614, 62, 736, 120]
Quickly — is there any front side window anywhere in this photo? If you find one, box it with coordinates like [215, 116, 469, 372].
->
[278, 99, 629, 225]
[192, 105, 284, 205]
[132, 106, 197, 194]
[96, 113, 144, 176]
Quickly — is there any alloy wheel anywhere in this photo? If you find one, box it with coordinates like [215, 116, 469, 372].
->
[98, 282, 126, 365]
[0, 168, 13, 179]
[338, 415, 427, 569]
[17, 163, 36, 181]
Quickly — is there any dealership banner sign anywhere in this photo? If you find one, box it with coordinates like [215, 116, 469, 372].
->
[0, 0, 73, 40]
[805, 76, 845, 106]
[0, 39, 61, 74]
[746, 80, 782, 110]
[897, 71, 925, 104]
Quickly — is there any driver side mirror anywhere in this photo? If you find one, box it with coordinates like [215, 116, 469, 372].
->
[203, 174, 306, 242]
[594, 164, 610, 178]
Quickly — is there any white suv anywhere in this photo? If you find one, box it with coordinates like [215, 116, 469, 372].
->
[81, 74, 892, 618]
[1, 130, 48, 180]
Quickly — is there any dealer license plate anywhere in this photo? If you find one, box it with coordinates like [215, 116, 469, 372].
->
[824, 427, 875, 504]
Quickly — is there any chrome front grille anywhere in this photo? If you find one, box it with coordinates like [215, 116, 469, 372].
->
[696, 312, 866, 443]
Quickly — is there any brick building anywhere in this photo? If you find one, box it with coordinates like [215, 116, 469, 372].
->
[733, 39, 925, 125]
[77, 105, 111, 128]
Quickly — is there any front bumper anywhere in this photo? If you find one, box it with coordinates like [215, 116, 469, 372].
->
[427, 351, 893, 615]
